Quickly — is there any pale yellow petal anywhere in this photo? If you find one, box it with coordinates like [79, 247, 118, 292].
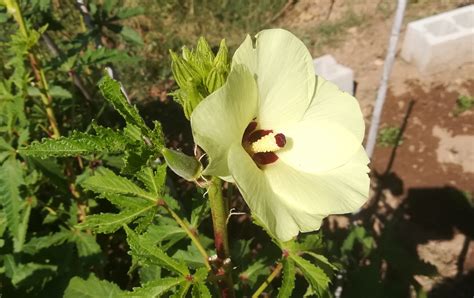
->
[303, 77, 365, 142]
[232, 29, 315, 129]
[227, 143, 299, 241]
[191, 64, 258, 177]
[265, 147, 370, 218]
[277, 119, 361, 173]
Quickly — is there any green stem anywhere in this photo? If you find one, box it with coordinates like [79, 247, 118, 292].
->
[252, 262, 283, 298]
[160, 202, 211, 271]
[5, 0, 61, 139]
[208, 177, 235, 298]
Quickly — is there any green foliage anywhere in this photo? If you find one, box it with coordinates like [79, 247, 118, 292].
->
[291, 254, 330, 296]
[377, 126, 403, 147]
[0, 158, 28, 252]
[125, 225, 189, 276]
[129, 276, 185, 296]
[453, 94, 474, 115]
[277, 258, 296, 298]
[64, 274, 126, 298]
[20, 128, 129, 158]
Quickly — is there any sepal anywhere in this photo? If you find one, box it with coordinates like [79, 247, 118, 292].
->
[162, 148, 203, 181]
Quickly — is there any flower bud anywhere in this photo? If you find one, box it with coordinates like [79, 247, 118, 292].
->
[196, 37, 214, 65]
[213, 39, 229, 69]
[170, 50, 201, 88]
[162, 148, 203, 181]
[205, 67, 226, 94]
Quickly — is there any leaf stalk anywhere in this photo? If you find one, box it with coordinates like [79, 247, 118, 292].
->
[252, 262, 283, 298]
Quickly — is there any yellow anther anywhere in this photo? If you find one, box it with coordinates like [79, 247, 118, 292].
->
[251, 133, 281, 153]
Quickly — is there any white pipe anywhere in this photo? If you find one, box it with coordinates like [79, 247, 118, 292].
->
[365, 0, 407, 159]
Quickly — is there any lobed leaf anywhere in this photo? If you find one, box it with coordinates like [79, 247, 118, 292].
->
[277, 258, 296, 298]
[128, 277, 184, 297]
[64, 274, 126, 298]
[3, 255, 58, 287]
[0, 158, 25, 251]
[98, 75, 153, 142]
[78, 205, 155, 234]
[20, 129, 128, 158]
[125, 226, 189, 276]
[291, 254, 330, 297]
[172, 281, 192, 298]
[81, 167, 156, 202]
[23, 230, 70, 254]
[191, 282, 212, 298]
[136, 165, 166, 196]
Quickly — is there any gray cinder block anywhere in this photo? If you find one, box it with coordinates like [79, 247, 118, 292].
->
[401, 5, 474, 73]
[313, 55, 354, 95]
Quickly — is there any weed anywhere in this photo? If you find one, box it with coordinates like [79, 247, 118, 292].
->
[453, 94, 474, 116]
[377, 126, 403, 147]
[312, 11, 366, 52]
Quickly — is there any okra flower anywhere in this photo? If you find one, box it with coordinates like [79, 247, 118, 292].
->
[191, 29, 370, 241]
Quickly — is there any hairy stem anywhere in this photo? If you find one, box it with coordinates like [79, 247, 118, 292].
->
[252, 262, 283, 298]
[208, 177, 235, 298]
[160, 201, 211, 271]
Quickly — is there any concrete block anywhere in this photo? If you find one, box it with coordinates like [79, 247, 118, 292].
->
[401, 5, 474, 73]
[313, 55, 354, 95]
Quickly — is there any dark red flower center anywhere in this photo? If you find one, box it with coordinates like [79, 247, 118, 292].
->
[242, 121, 287, 166]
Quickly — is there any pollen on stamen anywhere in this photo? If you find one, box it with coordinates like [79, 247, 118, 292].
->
[251, 132, 287, 153]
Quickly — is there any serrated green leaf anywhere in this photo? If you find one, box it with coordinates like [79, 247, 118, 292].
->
[240, 260, 269, 286]
[0, 158, 25, 251]
[304, 252, 338, 272]
[120, 26, 143, 46]
[16, 200, 31, 252]
[98, 75, 154, 146]
[20, 129, 128, 158]
[64, 274, 126, 298]
[139, 264, 161, 284]
[124, 123, 142, 142]
[23, 230, 70, 254]
[81, 167, 156, 201]
[49, 85, 72, 99]
[71, 231, 101, 257]
[103, 194, 151, 210]
[193, 267, 208, 282]
[121, 145, 154, 175]
[190, 196, 210, 228]
[291, 254, 330, 297]
[80, 48, 134, 67]
[136, 165, 166, 196]
[28, 157, 67, 188]
[78, 205, 155, 234]
[117, 7, 144, 19]
[3, 255, 58, 287]
[144, 222, 186, 250]
[172, 281, 192, 298]
[278, 259, 296, 298]
[129, 276, 184, 297]
[125, 225, 189, 276]
[173, 244, 206, 269]
[103, 0, 118, 13]
[191, 282, 211, 298]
